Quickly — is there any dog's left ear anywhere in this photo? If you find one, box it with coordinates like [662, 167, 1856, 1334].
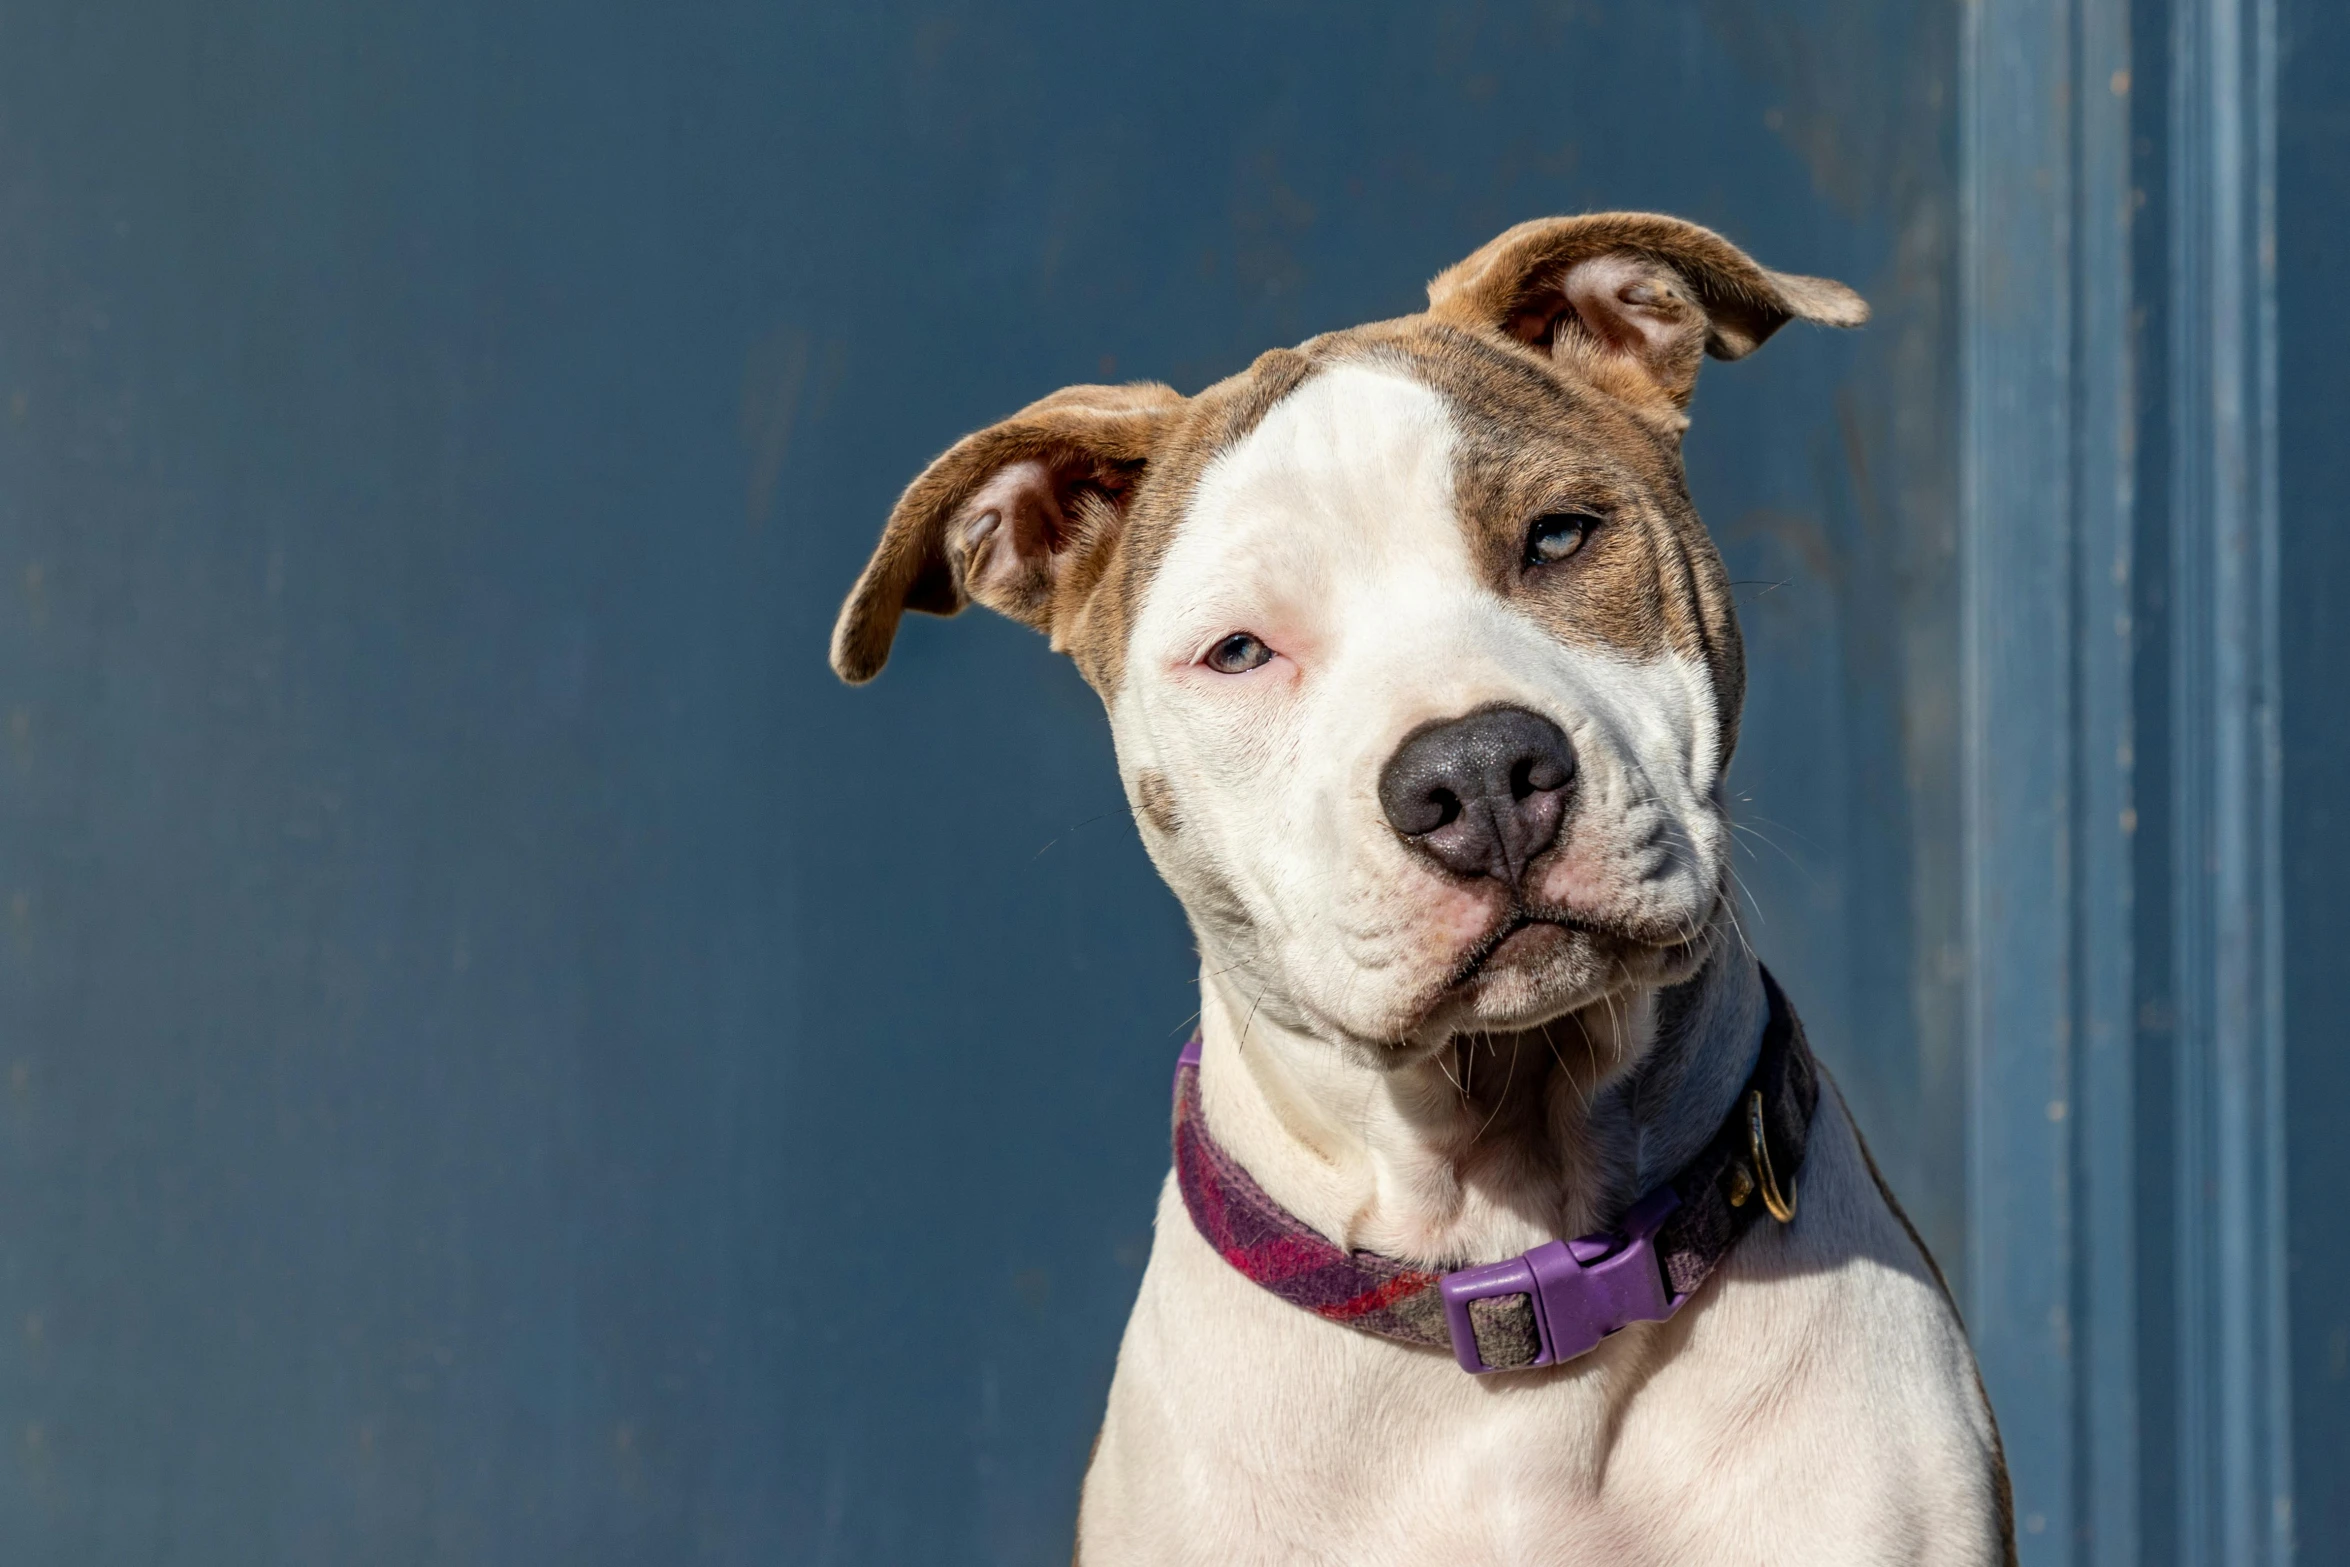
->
[1426, 212, 1867, 414]
[831, 381, 1183, 683]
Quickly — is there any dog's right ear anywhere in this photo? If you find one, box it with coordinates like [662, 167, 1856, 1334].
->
[830, 381, 1184, 684]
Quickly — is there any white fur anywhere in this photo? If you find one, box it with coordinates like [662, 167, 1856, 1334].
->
[1078, 360, 2006, 1562]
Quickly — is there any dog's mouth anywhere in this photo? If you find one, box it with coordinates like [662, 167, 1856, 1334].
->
[1446, 904, 1683, 985]
[1417, 891, 1719, 1033]
[1449, 914, 1577, 985]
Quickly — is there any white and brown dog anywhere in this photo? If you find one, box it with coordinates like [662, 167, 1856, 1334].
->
[834, 213, 2013, 1565]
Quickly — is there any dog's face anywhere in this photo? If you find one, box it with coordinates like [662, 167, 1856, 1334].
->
[1113, 345, 1737, 1051]
[835, 214, 1863, 1055]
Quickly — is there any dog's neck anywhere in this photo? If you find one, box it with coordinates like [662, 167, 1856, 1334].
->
[1194, 928, 1766, 1266]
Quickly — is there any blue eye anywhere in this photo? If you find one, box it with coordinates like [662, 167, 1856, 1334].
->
[1205, 632, 1273, 674]
[1525, 511, 1597, 566]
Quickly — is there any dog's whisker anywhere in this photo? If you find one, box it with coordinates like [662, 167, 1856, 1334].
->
[1437, 1044, 1467, 1098]
[1470, 1032, 1522, 1145]
[1729, 817, 1823, 895]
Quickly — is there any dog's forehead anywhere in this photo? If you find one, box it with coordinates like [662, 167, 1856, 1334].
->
[1117, 334, 1681, 670]
[1172, 361, 1466, 592]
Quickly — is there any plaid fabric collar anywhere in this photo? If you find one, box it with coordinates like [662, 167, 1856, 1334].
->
[1171, 967, 1819, 1374]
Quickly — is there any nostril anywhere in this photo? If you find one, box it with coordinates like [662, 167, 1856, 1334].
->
[1515, 753, 1570, 798]
[1429, 788, 1462, 829]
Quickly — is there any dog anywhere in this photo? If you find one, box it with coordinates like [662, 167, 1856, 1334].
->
[832, 213, 2013, 1565]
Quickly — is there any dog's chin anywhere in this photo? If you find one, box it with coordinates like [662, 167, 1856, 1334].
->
[1408, 905, 1718, 1041]
[1278, 884, 1726, 1057]
[1450, 921, 1592, 1023]
[1394, 921, 1615, 1039]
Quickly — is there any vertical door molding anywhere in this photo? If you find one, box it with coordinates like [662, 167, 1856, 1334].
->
[2165, 0, 2293, 1558]
[2076, 1, 2143, 1561]
[1960, 0, 2081, 1555]
[1960, 0, 2139, 1560]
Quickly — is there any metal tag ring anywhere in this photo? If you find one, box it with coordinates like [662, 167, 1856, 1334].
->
[1746, 1089, 1798, 1224]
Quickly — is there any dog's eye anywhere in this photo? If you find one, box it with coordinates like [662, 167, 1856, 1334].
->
[1204, 632, 1273, 674]
[1524, 511, 1598, 566]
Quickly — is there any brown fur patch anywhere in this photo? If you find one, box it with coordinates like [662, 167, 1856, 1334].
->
[1134, 769, 1182, 837]
[1331, 319, 1746, 761]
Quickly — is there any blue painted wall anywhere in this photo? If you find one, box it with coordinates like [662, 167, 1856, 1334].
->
[2281, 0, 2350, 1551]
[0, 1, 2204, 1561]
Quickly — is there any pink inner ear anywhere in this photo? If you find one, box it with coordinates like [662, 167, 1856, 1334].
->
[1557, 252, 1694, 361]
[957, 458, 1066, 598]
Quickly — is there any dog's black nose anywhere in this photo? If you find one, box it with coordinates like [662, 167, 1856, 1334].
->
[1377, 705, 1574, 885]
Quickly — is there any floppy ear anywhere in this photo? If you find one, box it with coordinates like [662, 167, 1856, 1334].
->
[830, 381, 1184, 683]
[1425, 212, 1867, 414]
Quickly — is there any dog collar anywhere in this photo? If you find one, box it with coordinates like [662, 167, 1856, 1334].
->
[1172, 967, 1819, 1374]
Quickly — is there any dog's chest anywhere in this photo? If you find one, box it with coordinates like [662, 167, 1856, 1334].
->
[1081, 1186, 1797, 1566]
[1079, 1113, 2007, 1567]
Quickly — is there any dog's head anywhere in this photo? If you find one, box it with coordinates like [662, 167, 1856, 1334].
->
[834, 214, 1863, 1056]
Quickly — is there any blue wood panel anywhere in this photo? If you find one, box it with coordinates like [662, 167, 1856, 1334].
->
[1957, 0, 2145, 1557]
[2159, 0, 2295, 1553]
[1960, 0, 2085, 1551]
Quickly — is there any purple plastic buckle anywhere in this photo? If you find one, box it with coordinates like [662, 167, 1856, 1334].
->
[1438, 1185, 1683, 1374]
